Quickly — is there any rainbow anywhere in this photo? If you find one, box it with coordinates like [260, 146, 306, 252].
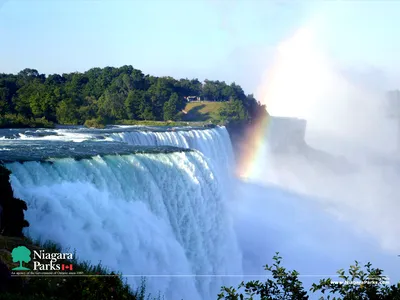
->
[236, 113, 271, 180]
[236, 8, 384, 181]
[236, 25, 322, 180]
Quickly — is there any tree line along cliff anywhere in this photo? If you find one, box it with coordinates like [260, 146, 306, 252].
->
[0, 66, 267, 128]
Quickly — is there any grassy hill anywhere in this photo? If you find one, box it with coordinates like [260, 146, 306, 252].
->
[180, 101, 225, 122]
[84, 101, 226, 128]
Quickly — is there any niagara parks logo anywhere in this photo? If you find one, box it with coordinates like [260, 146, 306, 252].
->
[11, 246, 31, 270]
[11, 245, 77, 274]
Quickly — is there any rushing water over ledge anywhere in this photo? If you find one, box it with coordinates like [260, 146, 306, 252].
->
[1, 126, 242, 300]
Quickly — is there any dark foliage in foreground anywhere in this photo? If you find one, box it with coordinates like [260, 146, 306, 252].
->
[0, 237, 163, 300]
[218, 253, 400, 300]
[0, 163, 162, 299]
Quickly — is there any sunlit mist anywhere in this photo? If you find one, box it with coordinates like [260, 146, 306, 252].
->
[238, 19, 400, 259]
[257, 23, 395, 149]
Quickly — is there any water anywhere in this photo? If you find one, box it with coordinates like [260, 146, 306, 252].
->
[1, 126, 242, 299]
[2, 124, 400, 299]
[0, 140, 191, 163]
[109, 126, 235, 185]
[0, 125, 234, 176]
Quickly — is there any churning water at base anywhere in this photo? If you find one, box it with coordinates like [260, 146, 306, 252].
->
[6, 151, 242, 299]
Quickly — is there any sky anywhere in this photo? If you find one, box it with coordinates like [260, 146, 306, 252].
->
[1, 0, 400, 96]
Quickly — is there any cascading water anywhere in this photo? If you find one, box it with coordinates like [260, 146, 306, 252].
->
[0, 126, 235, 179]
[109, 127, 235, 177]
[5, 149, 242, 299]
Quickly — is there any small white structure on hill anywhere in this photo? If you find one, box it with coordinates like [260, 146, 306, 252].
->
[185, 96, 201, 102]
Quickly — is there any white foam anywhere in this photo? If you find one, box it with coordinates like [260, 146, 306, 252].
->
[7, 152, 242, 300]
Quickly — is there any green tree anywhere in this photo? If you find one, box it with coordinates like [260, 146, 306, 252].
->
[0, 76, 18, 115]
[97, 89, 126, 121]
[56, 99, 79, 124]
[229, 82, 246, 101]
[78, 96, 98, 121]
[218, 99, 248, 123]
[218, 253, 308, 300]
[18, 68, 40, 79]
[141, 106, 156, 120]
[125, 90, 144, 120]
[163, 93, 179, 121]
[202, 80, 219, 101]
[178, 78, 202, 97]
[147, 77, 175, 119]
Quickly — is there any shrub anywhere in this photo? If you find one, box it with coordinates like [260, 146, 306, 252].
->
[84, 117, 107, 129]
[0, 114, 54, 128]
[218, 253, 400, 300]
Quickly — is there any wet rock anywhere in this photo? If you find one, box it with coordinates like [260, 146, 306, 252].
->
[0, 165, 29, 237]
[0, 260, 11, 292]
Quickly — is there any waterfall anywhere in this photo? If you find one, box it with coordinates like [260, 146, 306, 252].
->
[5, 151, 243, 300]
[109, 127, 235, 177]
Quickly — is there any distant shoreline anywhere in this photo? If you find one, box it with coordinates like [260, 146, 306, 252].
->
[0, 120, 218, 130]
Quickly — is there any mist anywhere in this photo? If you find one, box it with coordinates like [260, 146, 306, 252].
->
[230, 179, 399, 291]
[230, 21, 400, 292]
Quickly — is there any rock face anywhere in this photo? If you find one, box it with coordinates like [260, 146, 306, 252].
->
[226, 116, 308, 165]
[266, 116, 307, 153]
[0, 256, 11, 292]
[0, 205, 2, 233]
[0, 165, 29, 237]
